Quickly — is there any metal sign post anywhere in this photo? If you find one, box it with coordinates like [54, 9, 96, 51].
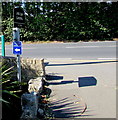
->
[13, 6, 25, 83]
[17, 54, 21, 83]
[13, 28, 22, 83]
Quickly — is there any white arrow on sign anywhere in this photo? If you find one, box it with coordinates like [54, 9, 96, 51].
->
[15, 48, 20, 52]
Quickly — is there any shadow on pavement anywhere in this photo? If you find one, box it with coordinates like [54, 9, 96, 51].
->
[50, 97, 92, 118]
[46, 75, 78, 85]
[78, 76, 97, 87]
[49, 80, 78, 85]
[47, 60, 117, 66]
[46, 75, 97, 87]
[46, 75, 63, 80]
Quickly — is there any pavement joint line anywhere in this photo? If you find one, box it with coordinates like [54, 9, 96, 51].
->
[45, 59, 117, 62]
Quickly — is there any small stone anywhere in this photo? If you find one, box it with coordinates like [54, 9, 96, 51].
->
[38, 108, 44, 116]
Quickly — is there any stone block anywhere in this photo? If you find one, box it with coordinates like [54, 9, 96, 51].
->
[21, 92, 38, 119]
[28, 77, 43, 93]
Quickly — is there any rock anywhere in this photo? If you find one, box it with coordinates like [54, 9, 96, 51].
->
[28, 77, 49, 94]
[28, 77, 43, 93]
[38, 108, 44, 116]
[21, 92, 38, 119]
[20, 109, 38, 119]
[39, 58, 46, 77]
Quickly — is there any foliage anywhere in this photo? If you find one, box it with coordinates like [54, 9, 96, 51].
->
[0, 61, 27, 119]
[1, 2, 118, 42]
[2, 18, 13, 42]
[0, 62, 26, 104]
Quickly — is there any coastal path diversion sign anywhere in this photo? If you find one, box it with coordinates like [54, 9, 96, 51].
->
[14, 7, 25, 28]
[13, 41, 22, 55]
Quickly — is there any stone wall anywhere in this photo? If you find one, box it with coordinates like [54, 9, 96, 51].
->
[1, 56, 46, 82]
[20, 76, 52, 119]
[1, 56, 53, 119]
[21, 58, 46, 82]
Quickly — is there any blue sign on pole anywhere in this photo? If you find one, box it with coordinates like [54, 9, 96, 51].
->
[13, 41, 22, 55]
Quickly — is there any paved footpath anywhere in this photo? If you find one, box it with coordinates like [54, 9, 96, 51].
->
[45, 59, 117, 118]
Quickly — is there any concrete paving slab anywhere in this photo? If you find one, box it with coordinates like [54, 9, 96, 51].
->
[46, 59, 117, 118]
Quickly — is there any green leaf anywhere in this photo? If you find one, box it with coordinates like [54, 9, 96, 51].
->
[2, 90, 19, 98]
[0, 97, 9, 104]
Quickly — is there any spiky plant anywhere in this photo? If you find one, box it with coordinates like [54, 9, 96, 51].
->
[0, 61, 27, 119]
[0, 62, 26, 103]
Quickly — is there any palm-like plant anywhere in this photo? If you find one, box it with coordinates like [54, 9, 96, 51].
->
[0, 61, 27, 119]
[0, 62, 26, 103]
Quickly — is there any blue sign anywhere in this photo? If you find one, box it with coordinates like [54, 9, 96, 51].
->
[13, 41, 22, 55]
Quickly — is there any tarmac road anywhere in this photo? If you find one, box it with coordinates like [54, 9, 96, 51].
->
[5, 41, 116, 60]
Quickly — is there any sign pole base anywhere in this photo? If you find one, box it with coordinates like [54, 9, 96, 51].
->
[17, 55, 21, 83]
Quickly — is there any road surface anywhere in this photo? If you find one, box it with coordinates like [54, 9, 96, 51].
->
[5, 41, 116, 60]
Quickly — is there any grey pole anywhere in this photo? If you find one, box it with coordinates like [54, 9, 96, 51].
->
[13, 28, 21, 83]
[17, 54, 21, 82]
[13, 3, 25, 84]
[16, 28, 21, 83]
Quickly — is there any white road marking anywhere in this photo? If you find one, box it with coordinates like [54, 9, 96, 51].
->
[23, 48, 37, 49]
[66, 45, 116, 48]
[66, 46, 99, 48]
[98, 58, 118, 60]
[6, 47, 36, 50]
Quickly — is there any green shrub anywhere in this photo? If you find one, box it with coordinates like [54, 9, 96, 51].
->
[0, 62, 26, 119]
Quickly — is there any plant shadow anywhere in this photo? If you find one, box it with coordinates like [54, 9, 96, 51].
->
[50, 97, 93, 118]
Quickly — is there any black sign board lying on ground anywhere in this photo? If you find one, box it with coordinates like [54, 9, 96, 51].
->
[14, 7, 25, 28]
